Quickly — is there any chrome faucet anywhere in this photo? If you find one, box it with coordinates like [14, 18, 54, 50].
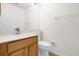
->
[15, 27, 20, 35]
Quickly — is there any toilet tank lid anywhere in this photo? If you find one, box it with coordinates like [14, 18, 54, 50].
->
[39, 41, 52, 46]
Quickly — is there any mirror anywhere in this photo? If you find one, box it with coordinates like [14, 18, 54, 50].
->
[0, 3, 40, 36]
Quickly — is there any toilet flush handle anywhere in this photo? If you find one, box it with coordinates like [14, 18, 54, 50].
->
[50, 40, 57, 47]
[50, 40, 56, 44]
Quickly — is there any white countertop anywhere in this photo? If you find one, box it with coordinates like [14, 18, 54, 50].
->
[0, 32, 38, 44]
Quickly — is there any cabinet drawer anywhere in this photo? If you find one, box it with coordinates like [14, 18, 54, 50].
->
[26, 37, 38, 45]
[8, 39, 26, 53]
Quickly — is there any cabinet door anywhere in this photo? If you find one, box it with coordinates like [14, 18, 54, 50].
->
[24, 47, 29, 56]
[29, 43, 38, 56]
[10, 49, 25, 56]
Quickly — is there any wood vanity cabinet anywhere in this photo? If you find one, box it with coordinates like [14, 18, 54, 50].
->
[0, 36, 38, 56]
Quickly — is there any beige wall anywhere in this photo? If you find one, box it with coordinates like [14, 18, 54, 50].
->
[25, 4, 40, 32]
[40, 3, 79, 56]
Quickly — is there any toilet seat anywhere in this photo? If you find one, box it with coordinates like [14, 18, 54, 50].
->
[39, 41, 52, 47]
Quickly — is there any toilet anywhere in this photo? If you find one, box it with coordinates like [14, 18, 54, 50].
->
[32, 30, 52, 56]
[38, 41, 52, 56]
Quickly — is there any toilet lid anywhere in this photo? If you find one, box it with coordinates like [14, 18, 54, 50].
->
[39, 41, 52, 47]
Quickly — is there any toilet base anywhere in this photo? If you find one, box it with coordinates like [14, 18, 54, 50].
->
[39, 49, 49, 56]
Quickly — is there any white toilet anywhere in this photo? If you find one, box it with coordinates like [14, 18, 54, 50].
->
[38, 41, 52, 56]
[32, 30, 52, 56]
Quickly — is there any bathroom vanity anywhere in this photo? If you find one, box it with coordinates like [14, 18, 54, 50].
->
[0, 33, 38, 56]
